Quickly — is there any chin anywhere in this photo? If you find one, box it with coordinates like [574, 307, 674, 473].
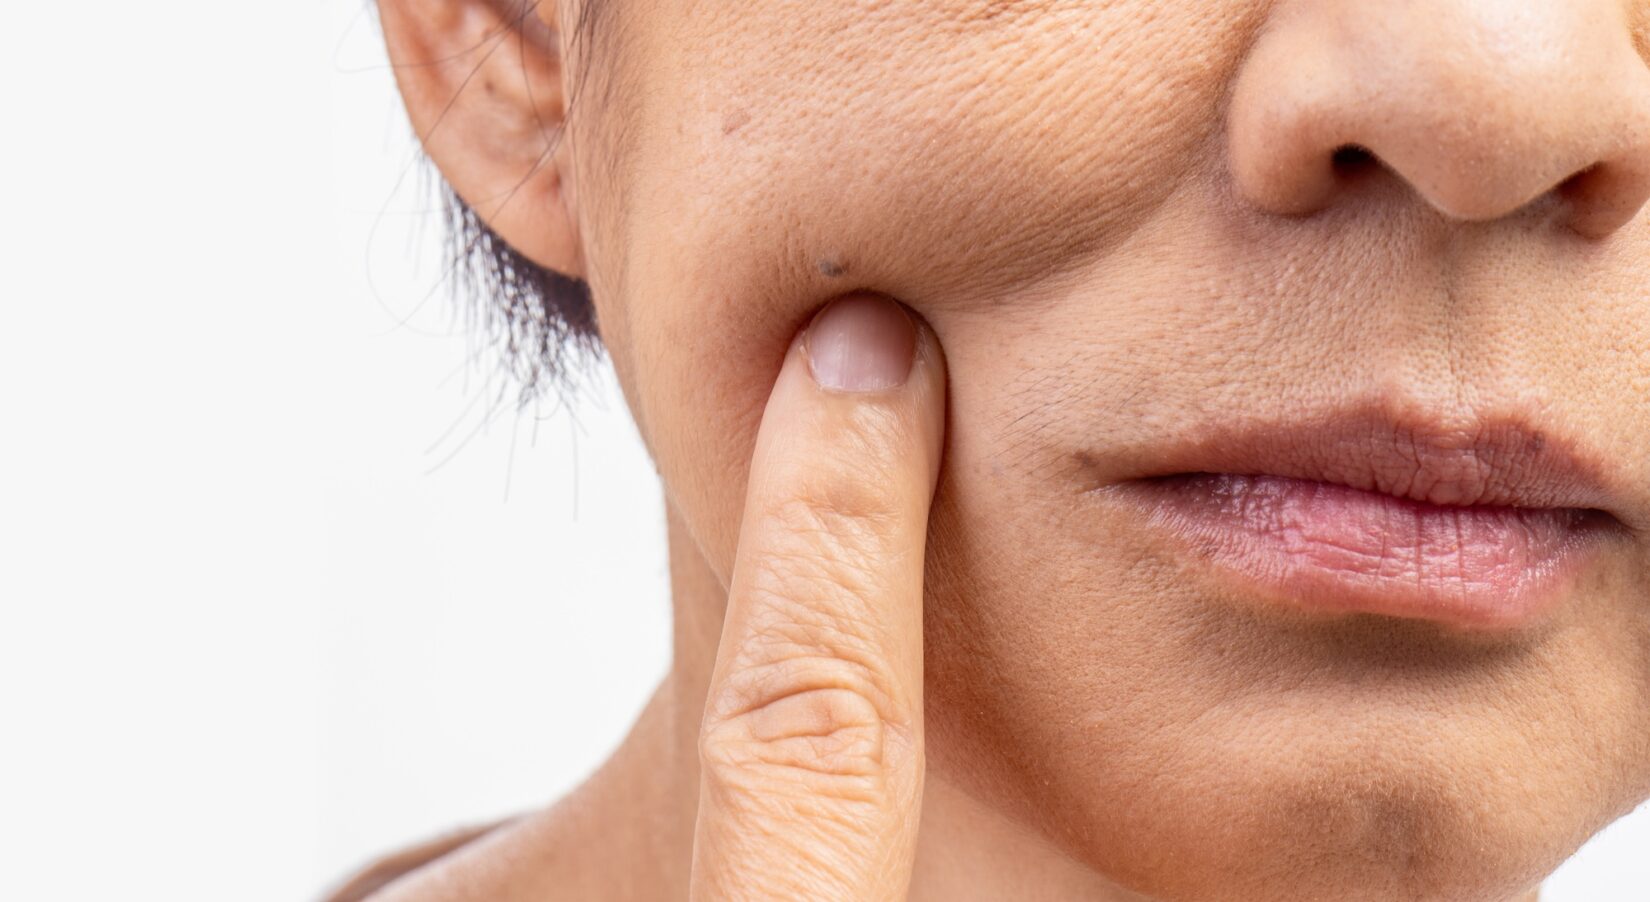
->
[1046, 708, 1596, 902]
[929, 654, 1624, 901]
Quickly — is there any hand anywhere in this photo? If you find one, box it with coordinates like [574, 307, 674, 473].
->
[690, 293, 948, 901]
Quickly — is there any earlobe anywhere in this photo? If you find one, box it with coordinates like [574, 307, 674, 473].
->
[379, 0, 583, 279]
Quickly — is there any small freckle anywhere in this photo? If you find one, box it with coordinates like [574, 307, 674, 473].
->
[721, 109, 750, 135]
[817, 259, 846, 278]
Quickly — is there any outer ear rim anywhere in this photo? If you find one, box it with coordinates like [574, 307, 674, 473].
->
[380, 0, 586, 279]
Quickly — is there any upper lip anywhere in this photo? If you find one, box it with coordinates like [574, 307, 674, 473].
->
[1115, 400, 1636, 527]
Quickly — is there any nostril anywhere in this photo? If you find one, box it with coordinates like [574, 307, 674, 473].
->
[1331, 144, 1376, 172]
[1555, 161, 1601, 194]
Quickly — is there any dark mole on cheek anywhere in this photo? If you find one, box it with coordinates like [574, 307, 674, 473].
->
[818, 258, 847, 278]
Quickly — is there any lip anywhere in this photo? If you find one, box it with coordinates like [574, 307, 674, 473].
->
[1091, 403, 1632, 631]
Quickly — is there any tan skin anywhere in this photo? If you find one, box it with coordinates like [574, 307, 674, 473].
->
[337, 1, 1650, 899]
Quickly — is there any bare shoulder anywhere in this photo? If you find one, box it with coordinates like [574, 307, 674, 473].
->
[322, 818, 517, 902]
[318, 708, 684, 902]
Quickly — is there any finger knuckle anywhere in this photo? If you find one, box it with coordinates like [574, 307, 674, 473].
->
[774, 404, 914, 524]
[700, 658, 916, 800]
[769, 477, 905, 558]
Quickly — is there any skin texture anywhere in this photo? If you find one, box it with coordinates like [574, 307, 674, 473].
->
[352, 1, 1650, 899]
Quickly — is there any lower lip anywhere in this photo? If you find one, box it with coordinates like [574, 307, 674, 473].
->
[1111, 474, 1614, 630]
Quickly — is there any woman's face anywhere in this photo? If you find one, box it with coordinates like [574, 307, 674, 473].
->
[477, 1, 1650, 898]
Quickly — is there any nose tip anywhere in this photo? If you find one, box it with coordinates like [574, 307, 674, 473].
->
[1227, 0, 1650, 239]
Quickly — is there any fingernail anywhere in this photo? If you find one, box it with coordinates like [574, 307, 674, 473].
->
[803, 294, 918, 392]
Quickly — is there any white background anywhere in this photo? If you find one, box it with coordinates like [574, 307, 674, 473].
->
[0, 2, 1644, 900]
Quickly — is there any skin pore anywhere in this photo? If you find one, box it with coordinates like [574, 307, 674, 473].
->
[356, 1, 1650, 900]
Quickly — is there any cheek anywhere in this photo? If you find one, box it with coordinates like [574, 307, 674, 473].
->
[600, 0, 1261, 582]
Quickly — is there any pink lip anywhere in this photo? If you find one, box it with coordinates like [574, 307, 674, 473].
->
[1118, 473, 1614, 629]
[1088, 403, 1634, 631]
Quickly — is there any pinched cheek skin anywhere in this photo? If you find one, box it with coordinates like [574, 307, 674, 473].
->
[603, 1, 1265, 574]
[642, 1, 1262, 307]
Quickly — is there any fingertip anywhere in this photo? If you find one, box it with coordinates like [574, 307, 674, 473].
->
[771, 292, 948, 495]
[801, 293, 919, 393]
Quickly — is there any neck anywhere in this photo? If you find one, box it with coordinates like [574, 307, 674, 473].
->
[556, 501, 1541, 902]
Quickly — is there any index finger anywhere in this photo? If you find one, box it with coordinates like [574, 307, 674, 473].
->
[690, 293, 947, 901]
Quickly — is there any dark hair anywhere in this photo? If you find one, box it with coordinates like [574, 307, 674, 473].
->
[440, 0, 610, 406]
[444, 187, 600, 406]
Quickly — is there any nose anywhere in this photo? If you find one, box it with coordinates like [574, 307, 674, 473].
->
[1227, 0, 1650, 239]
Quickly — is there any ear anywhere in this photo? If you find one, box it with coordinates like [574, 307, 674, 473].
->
[379, 0, 583, 279]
